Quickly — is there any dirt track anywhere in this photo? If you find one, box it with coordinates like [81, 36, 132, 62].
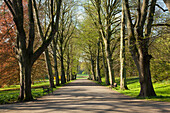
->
[0, 79, 170, 113]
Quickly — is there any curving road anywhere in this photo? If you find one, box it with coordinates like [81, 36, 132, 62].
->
[0, 79, 170, 113]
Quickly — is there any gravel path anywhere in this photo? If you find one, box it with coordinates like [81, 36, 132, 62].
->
[0, 79, 170, 113]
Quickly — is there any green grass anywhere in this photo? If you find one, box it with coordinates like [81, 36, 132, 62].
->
[77, 74, 89, 79]
[98, 77, 170, 102]
[0, 80, 49, 91]
[0, 80, 73, 104]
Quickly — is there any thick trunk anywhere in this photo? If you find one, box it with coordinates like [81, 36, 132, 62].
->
[104, 39, 115, 85]
[138, 46, 156, 97]
[60, 52, 66, 84]
[96, 39, 101, 82]
[24, 61, 33, 101]
[101, 41, 110, 85]
[123, 0, 156, 97]
[120, 1, 128, 90]
[44, 49, 55, 88]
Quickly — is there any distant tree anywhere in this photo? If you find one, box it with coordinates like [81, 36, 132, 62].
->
[57, 0, 76, 84]
[86, 0, 121, 85]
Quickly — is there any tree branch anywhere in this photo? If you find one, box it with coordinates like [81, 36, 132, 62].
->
[155, 4, 168, 12]
[152, 23, 170, 27]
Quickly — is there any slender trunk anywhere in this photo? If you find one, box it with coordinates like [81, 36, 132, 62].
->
[120, 1, 128, 90]
[96, 38, 101, 82]
[70, 62, 74, 80]
[66, 48, 70, 82]
[69, 44, 74, 80]
[90, 54, 96, 80]
[18, 59, 24, 100]
[70, 70, 73, 80]
[52, 41, 59, 86]
[44, 49, 55, 88]
[101, 41, 110, 85]
[60, 48, 66, 84]
[104, 39, 115, 85]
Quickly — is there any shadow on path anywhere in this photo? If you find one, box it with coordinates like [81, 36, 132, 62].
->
[0, 79, 170, 113]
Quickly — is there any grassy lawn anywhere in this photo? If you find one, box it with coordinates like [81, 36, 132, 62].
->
[98, 77, 170, 102]
[0, 80, 70, 104]
[0, 80, 49, 91]
[77, 74, 89, 79]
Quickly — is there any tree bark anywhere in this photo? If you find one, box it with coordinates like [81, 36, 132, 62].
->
[123, 0, 156, 97]
[60, 47, 66, 84]
[138, 47, 156, 97]
[104, 39, 115, 85]
[90, 54, 96, 81]
[120, 0, 128, 90]
[18, 59, 25, 100]
[24, 60, 33, 101]
[96, 38, 101, 82]
[52, 41, 60, 86]
[44, 49, 55, 88]
[101, 41, 110, 85]
[66, 46, 70, 82]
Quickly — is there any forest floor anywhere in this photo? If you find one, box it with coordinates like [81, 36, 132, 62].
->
[0, 79, 170, 113]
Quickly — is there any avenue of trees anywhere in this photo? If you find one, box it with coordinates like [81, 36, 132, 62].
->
[0, 0, 169, 101]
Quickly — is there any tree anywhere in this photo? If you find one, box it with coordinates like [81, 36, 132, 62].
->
[4, 0, 62, 101]
[77, 15, 99, 80]
[33, 0, 58, 88]
[120, 0, 128, 90]
[57, 0, 76, 84]
[87, 0, 121, 85]
[123, 0, 157, 97]
[96, 38, 101, 82]
[0, 3, 19, 87]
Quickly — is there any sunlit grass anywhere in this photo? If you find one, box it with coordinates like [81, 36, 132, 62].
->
[0, 80, 49, 91]
[77, 74, 89, 79]
[0, 80, 72, 104]
[98, 77, 170, 102]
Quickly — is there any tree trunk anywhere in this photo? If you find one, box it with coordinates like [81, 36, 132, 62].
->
[101, 41, 110, 85]
[90, 54, 96, 80]
[18, 59, 25, 100]
[138, 44, 156, 97]
[120, 1, 128, 90]
[60, 49, 66, 84]
[52, 41, 59, 86]
[70, 62, 74, 80]
[24, 60, 33, 101]
[96, 38, 101, 82]
[123, 0, 156, 97]
[44, 49, 55, 88]
[66, 47, 70, 82]
[104, 39, 115, 85]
